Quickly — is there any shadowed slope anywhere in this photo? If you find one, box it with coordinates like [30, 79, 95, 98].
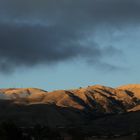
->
[0, 84, 140, 127]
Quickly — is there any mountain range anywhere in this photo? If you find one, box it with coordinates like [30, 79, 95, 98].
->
[0, 84, 140, 134]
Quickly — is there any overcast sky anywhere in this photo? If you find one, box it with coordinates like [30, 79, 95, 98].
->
[0, 0, 140, 90]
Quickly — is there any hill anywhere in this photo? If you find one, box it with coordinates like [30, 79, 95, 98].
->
[0, 84, 140, 134]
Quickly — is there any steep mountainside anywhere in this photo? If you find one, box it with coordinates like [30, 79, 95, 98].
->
[0, 84, 140, 129]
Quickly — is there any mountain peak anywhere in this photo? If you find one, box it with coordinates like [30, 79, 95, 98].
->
[0, 84, 140, 134]
[117, 84, 140, 90]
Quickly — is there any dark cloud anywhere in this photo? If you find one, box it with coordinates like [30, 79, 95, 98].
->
[0, 21, 103, 72]
[0, 0, 139, 72]
[1, 0, 139, 25]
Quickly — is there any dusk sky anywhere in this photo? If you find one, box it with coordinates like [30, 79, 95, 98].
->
[0, 0, 140, 91]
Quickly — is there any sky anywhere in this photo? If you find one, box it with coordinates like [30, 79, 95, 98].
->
[0, 0, 140, 91]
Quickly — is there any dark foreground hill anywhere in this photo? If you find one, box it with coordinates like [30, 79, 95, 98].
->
[0, 84, 140, 134]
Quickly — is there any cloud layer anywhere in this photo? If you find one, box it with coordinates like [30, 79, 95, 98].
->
[0, 0, 140, 72]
